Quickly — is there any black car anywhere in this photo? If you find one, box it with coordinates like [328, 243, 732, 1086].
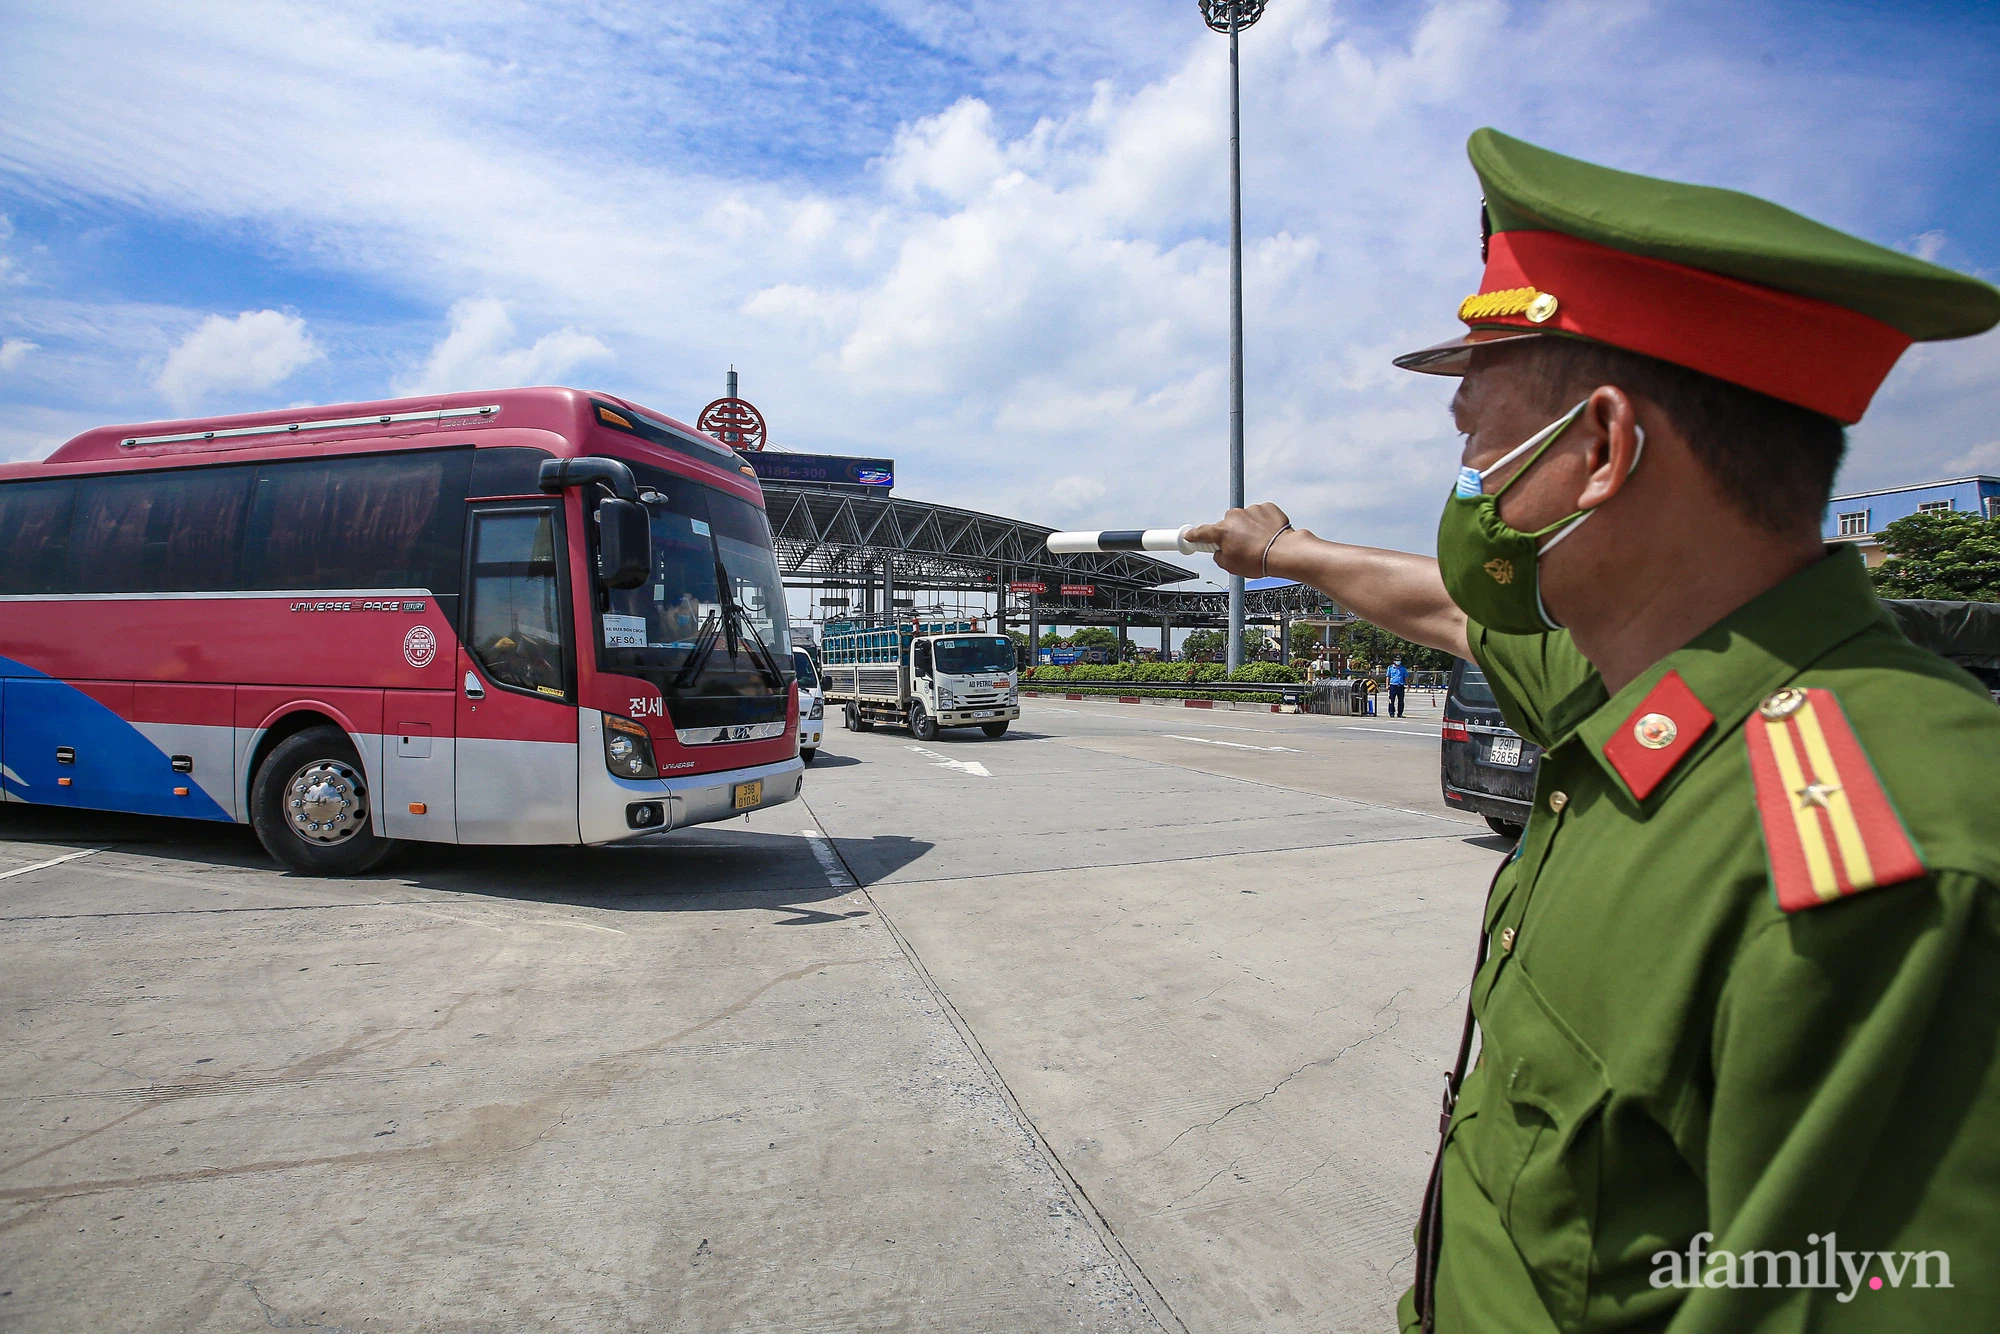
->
[1440, 658, 1540, 840]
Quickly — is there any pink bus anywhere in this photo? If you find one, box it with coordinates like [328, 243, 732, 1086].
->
[0, 387, 804, 874]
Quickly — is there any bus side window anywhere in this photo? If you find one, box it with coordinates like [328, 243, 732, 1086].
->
[244, 450, 471, 599]
[0, 480, 78, 595]
[64, 468, 254, 594]
[466, 509, 567, 697]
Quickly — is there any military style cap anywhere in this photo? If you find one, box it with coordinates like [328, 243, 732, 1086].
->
[1396, 129, 2000, 423]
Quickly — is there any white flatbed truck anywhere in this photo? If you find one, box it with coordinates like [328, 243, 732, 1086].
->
[821, 620, 1020, 741]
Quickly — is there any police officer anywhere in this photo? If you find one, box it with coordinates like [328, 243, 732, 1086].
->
[1191, 129, 2000, 1331]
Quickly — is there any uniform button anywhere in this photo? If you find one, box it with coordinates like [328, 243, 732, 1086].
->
[1499, 927, 1516, 952]
[1549, 790, 1569, 813]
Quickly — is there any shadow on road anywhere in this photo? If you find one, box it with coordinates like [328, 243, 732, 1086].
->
[0, 805, 935, 911]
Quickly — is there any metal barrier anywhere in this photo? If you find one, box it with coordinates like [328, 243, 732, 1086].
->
[1309, 679, 1371, 715]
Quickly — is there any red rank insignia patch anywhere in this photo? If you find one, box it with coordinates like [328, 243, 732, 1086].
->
[1602, 669, 1714, 800]
[1745, 686, 1925, 913]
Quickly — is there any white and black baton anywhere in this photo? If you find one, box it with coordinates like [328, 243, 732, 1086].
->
[1045, 526, 1219, 555]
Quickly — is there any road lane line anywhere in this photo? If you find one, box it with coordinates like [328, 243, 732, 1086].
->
[0, 848, 105, 881]
[800, 829, 856, 888]
[1162, 735, 1300, 753]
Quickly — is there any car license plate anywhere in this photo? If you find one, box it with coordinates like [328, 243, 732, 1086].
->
[1489, 736, 1522, 766]
[733, 780, 762, 809]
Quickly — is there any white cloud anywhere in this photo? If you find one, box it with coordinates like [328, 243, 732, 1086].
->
[394, 299, 611, 396]
[0, 0, 1994, 548]
[0, 339, 37, 371]
[154, 309, 321, 414]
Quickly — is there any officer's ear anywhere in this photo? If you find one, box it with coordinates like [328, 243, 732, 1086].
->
[1574, 385, 1644, 511]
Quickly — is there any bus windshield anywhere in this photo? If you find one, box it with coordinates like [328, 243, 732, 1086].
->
[599, 465, 790, 697]
[934, 637, 1013, 675]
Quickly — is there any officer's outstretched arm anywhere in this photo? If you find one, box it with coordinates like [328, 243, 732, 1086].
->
[1664, 873, 2000, 1331]
[1186, 504, 1471, 660]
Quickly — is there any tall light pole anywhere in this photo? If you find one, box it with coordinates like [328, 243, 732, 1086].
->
[1199, 0, 1266, 672]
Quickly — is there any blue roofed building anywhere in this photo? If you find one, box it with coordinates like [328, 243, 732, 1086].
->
[1824, 475, 2000, 567]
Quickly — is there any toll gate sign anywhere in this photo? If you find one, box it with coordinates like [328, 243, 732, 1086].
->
[1060, 584, 1096, 597]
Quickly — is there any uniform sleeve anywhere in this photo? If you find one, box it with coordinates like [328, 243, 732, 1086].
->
[1465, 622, 1595, 750]
[1665, 871, 2000, 1331]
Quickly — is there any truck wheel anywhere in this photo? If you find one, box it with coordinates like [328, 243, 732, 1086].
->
[853, 704, 874, 733]
[841, 703, 856, 731]
[981, 721, 1009, 738]
[910, 703, 939, 742]
[1484, 815, 1525, 842]
[251, 725, 400, 876]
[801, 748, 817, 764]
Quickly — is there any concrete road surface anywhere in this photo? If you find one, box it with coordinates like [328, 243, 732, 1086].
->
[0, 699, 1504, 1333]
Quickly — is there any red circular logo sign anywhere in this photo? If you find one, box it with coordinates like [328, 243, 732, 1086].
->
[403, 625, 437, 668]
[697, 397, 767, 451]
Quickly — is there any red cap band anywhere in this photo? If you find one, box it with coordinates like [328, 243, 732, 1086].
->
[1469, 230, 1911, 423]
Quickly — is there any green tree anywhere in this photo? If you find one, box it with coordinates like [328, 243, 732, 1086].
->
[1069, 626, 1118, 652]
[1869, 510, 2000, 602]
[1291, 622, 1330, 658]
[1181, 628, 1228, 662]
[1342, 620, 1455, 672]
[1039, 630, 1068, 648]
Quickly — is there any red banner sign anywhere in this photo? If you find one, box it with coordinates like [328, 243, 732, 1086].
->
[1007, 582, 1047, 594]
[1060, 584, 1096, 597]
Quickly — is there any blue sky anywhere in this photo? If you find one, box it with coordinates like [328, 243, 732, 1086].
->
[3, 0, 1997, 569]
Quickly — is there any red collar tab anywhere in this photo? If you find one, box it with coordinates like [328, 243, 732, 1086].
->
[1602, 669, 1715, 801]
[1465, 230, 1911, 424]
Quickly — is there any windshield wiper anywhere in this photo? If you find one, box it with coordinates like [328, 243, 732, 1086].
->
[731, 601, 786, 689]
[671, 609, 724, 688]
[712, 555, 785, 689]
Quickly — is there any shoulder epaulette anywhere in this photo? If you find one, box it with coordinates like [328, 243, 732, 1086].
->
[1745, 686, 1926, 913]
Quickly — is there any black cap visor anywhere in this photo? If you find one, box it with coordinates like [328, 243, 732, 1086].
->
[1393, 327, 1547, 376]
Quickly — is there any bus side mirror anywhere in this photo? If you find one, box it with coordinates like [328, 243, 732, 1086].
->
[596, 499, 651, 589]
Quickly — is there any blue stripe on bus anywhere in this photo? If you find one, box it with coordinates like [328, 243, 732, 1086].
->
[0, 657, 232, 821]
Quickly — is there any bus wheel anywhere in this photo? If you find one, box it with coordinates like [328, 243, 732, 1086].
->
[252, 726, 399, 876]
[981, 722, 1009, 738]
[909, 703, 939, 742]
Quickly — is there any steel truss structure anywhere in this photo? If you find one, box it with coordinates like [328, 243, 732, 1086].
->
[763, 482, 1347, 628]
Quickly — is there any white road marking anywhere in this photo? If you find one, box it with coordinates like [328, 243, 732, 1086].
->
[1163, 735, 1300, 753]
[800, 829, 856, 887]
[0, 848, 104, 881]
[906, 746, 993, 777]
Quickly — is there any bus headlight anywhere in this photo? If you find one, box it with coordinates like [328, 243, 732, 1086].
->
[603, 714, 659, 779]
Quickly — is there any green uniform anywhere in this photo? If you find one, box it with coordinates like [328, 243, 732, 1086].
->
[1396, 547, 2000, 1331]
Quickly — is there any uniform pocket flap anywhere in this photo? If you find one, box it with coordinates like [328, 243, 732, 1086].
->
[1474, 966, 1612, 1326]
[1487, 968, 1611, 1128]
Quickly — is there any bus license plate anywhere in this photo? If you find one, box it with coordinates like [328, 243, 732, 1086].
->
[733, 780, 763, 809]
[1489, 736, 1521, 766]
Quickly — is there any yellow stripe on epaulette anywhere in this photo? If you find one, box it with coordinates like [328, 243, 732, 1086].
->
[1458, 287, 1541, 322]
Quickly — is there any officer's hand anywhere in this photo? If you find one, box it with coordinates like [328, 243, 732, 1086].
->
[1186, 504, 1295, 579]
